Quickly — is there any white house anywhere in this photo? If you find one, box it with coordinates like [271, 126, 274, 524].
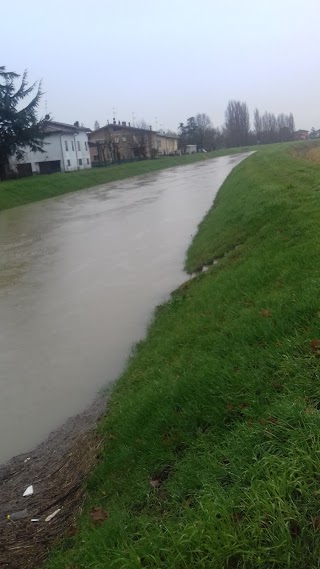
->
[11, 121, 92, 176]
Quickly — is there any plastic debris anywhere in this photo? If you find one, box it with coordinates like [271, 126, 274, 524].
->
[31, 518, 39, 522]
[23, 485, 34, 497]
[23, 457, 31, 463]
[45, 508, 61, 522]
[7, 509, 28, 521]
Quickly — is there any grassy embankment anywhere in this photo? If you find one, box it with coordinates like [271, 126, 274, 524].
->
[44, 141, 320, 568]
[0, 149, 248, 212]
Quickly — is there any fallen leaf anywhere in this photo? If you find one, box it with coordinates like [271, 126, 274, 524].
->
[312, 516, 320, 529]
[183, 497, 194, 508]
[310, 340, 320, 353]
[66, 525, 77, 537]
[289, 520, 300, 538]
[149, 479, 161, 489]
[305, 406, 316, 415]
[89, 507, 108, 524]
[231, 512, 243, 524]
[260, 513, 269, 528]
[226, 404, 234, 412]
[267, 416, 278, 425]
[260, 309, 270, 318]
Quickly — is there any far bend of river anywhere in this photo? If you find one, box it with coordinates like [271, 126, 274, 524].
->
[0, 154, 249, 464]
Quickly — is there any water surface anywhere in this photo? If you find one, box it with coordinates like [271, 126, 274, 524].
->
[0, 154, 248, 463]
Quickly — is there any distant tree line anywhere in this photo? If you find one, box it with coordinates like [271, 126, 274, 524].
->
[178, 101, 296, 151]
[253, 109, 295, 144]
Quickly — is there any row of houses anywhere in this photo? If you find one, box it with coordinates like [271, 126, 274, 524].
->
[10, 119, 180, 176]
[11, 121, 320, 177]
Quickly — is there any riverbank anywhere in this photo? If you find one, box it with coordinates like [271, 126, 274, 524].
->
[0, 395, 105, 569]
[0, 149, 246, 212]
[35, 141, 320, 568]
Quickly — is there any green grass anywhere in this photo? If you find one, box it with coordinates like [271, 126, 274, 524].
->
[44, 141, 320, 568]
[0, 150, 245, 211]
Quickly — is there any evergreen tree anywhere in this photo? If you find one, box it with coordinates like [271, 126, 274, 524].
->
[94, 120, 100, 130]
[0, 66, 46, 179]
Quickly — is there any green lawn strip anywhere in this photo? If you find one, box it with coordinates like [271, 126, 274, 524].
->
[0, 149, 247, 212]
[45, 143, 320, 568]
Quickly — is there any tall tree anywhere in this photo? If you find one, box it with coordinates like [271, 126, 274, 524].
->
[94, 120, 100, 130]
[224, 100, 250, 147]
[254, 108, 262, 141]
[195, 113, 216, 150]
[0, 66, 46, 179]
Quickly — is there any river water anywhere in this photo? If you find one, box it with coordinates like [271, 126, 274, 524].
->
[0, 154, 248, 463]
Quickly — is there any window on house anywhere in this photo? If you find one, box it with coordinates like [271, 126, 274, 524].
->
[77, 141, 81, 151]
[65, 140, 68, 151]
[87, 158, 89, 164]
[67, 159, 71, 166]
[93, 155, 99, 161]
[78, 159, 83, 165]
[71, 141, 74, 151]
[85, 141, 88, 150]
[122, 136, 127, 142]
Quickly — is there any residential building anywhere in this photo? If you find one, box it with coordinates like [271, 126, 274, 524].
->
[309, 128, 320, 139]
[88, 121, 179, 164]
[10, 121, 91, 176]
[293, 130, 309, 141]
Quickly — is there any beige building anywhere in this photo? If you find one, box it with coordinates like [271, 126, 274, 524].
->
[88, 121, 179, 164]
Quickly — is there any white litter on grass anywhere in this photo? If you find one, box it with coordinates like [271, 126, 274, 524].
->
[31, 518, 39, 522]
[23, 485, 34, 497]
[23, 457, 31, 463]
[45, 508, 61, 522]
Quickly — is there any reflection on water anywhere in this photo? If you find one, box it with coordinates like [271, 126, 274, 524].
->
[0, 154, 250, 463]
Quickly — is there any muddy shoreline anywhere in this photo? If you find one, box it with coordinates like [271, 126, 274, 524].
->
[0, 394, 106, 569]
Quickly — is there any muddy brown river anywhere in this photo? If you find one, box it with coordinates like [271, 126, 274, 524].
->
[0, 154, 249, 464]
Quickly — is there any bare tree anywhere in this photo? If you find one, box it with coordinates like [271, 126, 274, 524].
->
[224, 100, 250, 147]
[254, 109, 262, 141]
[131, 129, 153, 159]
[195, 113, 214, 150]
[288, 113, 295, 136]
[135, 119, 149, 130]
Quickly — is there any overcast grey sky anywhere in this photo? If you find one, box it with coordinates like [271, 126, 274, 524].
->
[1, 0, 319, 131]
